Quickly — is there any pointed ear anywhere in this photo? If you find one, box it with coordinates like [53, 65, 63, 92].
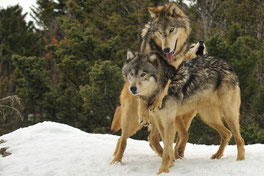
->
[167, 4, 184, 17]
[127, 50, 135, 60]
[148, 7, 159, 19]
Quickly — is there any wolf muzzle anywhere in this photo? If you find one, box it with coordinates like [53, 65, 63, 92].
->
[130, 86, 137, 95]
[196, 40, 205, 56]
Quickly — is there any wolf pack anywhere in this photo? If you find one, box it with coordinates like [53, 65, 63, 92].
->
[109, 3, 245, 174]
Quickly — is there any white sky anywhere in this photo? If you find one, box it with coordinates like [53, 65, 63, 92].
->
[0, 0, 37, 22]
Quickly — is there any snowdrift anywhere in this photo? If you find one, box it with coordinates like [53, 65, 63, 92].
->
[1, 122, 263, 176]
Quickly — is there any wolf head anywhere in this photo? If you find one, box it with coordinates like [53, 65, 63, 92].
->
[122, 51, 175, 100]
[186, 41, 208, 59]
[147, 3, 191, 63]
[122, 51, 159, 97]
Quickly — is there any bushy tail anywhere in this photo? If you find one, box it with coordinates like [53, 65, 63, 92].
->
[110, 106, 122, 132]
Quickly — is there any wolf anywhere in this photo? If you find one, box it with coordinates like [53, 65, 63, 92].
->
[110, 42, 207, 164]
[111, 40, 207, 131]
[123, 51, 245, 174]
[110, 3, 193, 164]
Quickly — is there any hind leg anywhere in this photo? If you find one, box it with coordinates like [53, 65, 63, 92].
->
[148, 122, 163, 157]
[111, 101, 142, 164]
[223, 111, 245, 160]
[111, 122, 142, 164]
[174, 110, 196, 159]
[174, 116, 189, 160]
[222, 87, 245, 160]
[198, 107, 232, 159]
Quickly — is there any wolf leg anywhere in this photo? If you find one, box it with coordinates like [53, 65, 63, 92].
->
[149, 79, 171, 112]
[221, 86, 245, 160]
[174, 116, 188, 160]
[157, 122, 176, 174]
[110, 106, 122, 133]
[199, 107, 232, 159]
[152, 112, 176, 174]
[111, 95, 142, 164]
[148, 122, 163, 157]
[138, 98, 151, 126]
[223, 110, 245, 160]
[174, 110, 196, 159]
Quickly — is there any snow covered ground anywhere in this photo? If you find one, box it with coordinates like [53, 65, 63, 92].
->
[1, 122, 263, 176]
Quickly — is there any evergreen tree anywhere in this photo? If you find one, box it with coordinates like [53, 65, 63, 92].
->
[0, 5, 43, 97]
[12, 55, 51, 115]
[80, 60, 123, 133]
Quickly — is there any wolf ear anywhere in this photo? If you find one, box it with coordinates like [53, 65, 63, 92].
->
[127, 50, 135, 60]
[167, 4, 184, 17]
[148, 7, 159, 19]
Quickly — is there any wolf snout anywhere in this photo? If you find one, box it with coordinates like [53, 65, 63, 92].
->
[199, 40, 204, 44]
[163, 48, 171, 54]
[130, 86, 137, 94]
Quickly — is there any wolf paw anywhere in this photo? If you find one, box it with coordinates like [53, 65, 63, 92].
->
[174, 151, 183, 160]
[157, 167, 169, 175]
[138, 104, 151, 126]
[149, 97, 163, 112]
[110, 158, 122, 165]
[210, 153, 223, 159]
[139, 120, 151, 126]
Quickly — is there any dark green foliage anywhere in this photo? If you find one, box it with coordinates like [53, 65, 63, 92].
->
[31, 0, 67, 29]
[0, 5, 44, 97]
[1, 1, 264, 145]
[241, 123, 264, 144]
[80, 60, 123, 132]
[12, 55, 50, 112]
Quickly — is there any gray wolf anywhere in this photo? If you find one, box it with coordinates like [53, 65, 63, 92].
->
[123, 51, 245, 174]
[110, 3, 206, 164]
[110, 42, 207, 164]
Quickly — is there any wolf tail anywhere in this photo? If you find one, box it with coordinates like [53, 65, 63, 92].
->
[110, 106, 122, 132]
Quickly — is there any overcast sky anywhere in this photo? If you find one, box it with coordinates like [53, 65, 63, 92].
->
[0, 0, 37, 22]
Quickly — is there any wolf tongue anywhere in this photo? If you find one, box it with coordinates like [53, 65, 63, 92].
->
[166, 53, 174, 62]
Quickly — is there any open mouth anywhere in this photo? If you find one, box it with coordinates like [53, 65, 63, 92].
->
[165, 39, 178, 62]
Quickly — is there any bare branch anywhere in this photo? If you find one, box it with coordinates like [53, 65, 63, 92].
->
[0, 95, 24, 123]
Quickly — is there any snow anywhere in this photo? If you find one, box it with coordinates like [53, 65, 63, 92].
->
[0, 122, 263, 176]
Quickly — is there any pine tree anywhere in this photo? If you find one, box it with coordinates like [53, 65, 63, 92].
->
[80, 60, 123, 132]
[0, 5, 43, 97]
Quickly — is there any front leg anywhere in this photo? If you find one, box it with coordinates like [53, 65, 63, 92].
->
[153, 113, 176, 175]
[149, 79, 171, 112]
[138, 98, 150, 126]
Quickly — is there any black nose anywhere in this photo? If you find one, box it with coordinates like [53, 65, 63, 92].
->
[163, 48, 170, 54]
[199, 40, 204, 44]
[130, 86, 137, 94]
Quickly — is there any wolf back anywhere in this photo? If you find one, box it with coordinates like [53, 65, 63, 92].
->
[168, 56, 239, 103]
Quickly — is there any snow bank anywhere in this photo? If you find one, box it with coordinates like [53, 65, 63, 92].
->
[1, 122, 263, 176]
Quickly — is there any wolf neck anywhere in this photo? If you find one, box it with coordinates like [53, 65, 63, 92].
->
[140, 58, 176, 105]
[171, 55, 184, 69]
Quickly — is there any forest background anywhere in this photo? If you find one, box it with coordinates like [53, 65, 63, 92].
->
[0, 0, 264, 144]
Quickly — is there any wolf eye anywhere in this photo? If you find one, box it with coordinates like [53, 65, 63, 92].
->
[140, 72, 146, 77]
[170, 28, 174, 33]
[129, 72, 134, 77]
[158, 31, 162, 35]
